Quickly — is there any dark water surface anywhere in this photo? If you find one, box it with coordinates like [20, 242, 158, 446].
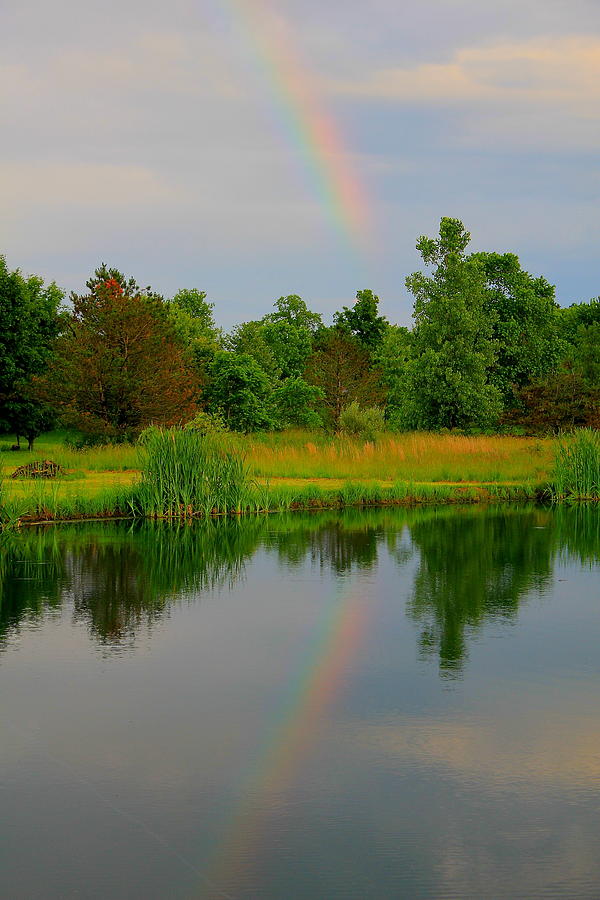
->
[1, 506, 599, 899]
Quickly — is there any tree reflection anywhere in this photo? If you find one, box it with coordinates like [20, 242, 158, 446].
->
[406, 505, 600, 675]
[0, 519, 266, 649]
[1, 506, 597, 658]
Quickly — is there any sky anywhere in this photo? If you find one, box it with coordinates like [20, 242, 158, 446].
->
[2, 0, 599, 329]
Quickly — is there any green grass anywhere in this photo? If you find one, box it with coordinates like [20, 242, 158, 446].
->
[549, 429, 600, 500]
[134, 427, 261, 518]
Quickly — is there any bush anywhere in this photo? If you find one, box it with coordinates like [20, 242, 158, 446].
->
[183, 411, 228, 436]
[339, 403, 385, 442]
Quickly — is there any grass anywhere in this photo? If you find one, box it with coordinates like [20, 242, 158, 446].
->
[231, 430, 553, 484]
[549, 429, 600, 500]
[0, 427, 566, 525]
[134, 427, 261, 518]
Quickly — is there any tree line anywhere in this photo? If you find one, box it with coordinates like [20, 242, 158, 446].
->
[1, 217, 598, 447]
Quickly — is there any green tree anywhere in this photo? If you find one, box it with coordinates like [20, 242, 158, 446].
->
[375, 325, 413, 426]
[263, 294, 323, 332]
[472, 251, 563, 403]
[42, 265, 198, 441]
[402, 218, 502, 430]
[561, 297, 600, 343]
[261, 295, 322, 378]
[273, 377, 324, 428]
[0, 256, 64, 447]
[334, 289, 388, 352]
[168, 288, 221, 381]
[225, 321, 281, 378]
[204, 352, 276, 432]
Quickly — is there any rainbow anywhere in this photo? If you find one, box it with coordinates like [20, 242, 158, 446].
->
[219, 0, 372, 251]
[199, 579, 373, 897]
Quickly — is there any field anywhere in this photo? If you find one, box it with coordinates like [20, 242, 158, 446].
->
[0, 429, 556, 523]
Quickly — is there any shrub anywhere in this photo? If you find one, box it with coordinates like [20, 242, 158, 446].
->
[184, 411, 228, 436]
[339, 403, 385, 442]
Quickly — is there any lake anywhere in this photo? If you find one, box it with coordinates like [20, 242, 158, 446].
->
[1, 506, 599, 899]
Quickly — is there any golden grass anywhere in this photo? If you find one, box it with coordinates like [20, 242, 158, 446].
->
[241, 433, 553, 484]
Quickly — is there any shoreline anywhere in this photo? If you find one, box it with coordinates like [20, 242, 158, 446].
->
[3, 479, 548, 528]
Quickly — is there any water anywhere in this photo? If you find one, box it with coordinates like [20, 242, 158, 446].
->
[1, 505, 599, 899]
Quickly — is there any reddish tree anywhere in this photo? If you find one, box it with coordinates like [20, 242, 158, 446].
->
[305, 328, 385, 428]
[42, 266, 198, 440]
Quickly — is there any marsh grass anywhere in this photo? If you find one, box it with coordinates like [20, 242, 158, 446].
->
[237, 432, 552, 484]
[550, 430, 600, 500]
[135, 427, 259, 518]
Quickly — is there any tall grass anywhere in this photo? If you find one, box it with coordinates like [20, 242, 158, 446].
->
[237, 432, 551, 484]
[135, 428, 259, 518]
[550, 429, 600, 500]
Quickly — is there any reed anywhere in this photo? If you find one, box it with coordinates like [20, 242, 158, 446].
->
[550, 429, 600, 500]
[134, 427, 257, 518]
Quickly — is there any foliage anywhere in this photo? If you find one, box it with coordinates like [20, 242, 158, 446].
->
[560, 297, 600, 343]
[375, 325, 413, 425]
[506, 367, 600, 432]
[550, 429, 600, 500]
[263, 294, 323, 332]
[225, 321, 281, 378]
[568, 323, 600, 386]
[305, 328, 384, 428]
[339, 402, 385, 442]
[41, 265, 198, 441]
[168, 288, 219, 342]
[203, 352, 277, 432]
[334, 289, 388, 351]
[261, 318, 314, 379]
[167, 288, 221, 378]
[473, 251, 564, 402]
[226, 297, 322, 382]
[183, 410, 228, 435]
[0, 256, 64, 447]
[402, 218, 502, 430]
[272, 377, 324, 428]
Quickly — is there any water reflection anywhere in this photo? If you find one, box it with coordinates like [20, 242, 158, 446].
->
[407, 505, 599, 674]
[1, 506, 598, 666]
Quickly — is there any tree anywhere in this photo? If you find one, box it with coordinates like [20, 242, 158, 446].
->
[334, 289, 388, 352]
[561, 297, 600, 343]
[167, 288, 221, 381]
[203, 352, 276, 432]
[225, 321, 281, 379]
[401, 218, 502, 430]
[43, 266, 198, 441]
[0, 256, 64, 448]
[506, 367, 600, 431]
[375, 325, 413, 426]
[305, 328, 384, 428]
[472, 251, 563, 403]
[505, 321, 600, 431]
[263, 294, 323, 332]
[262, 295, 322, 378]
[273, 377, 324, 428]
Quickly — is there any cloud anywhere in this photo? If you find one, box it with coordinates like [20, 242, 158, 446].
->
[0, 162, 180, 210]
[334, 35, 600, 104]
[357, 708, 600, 787]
